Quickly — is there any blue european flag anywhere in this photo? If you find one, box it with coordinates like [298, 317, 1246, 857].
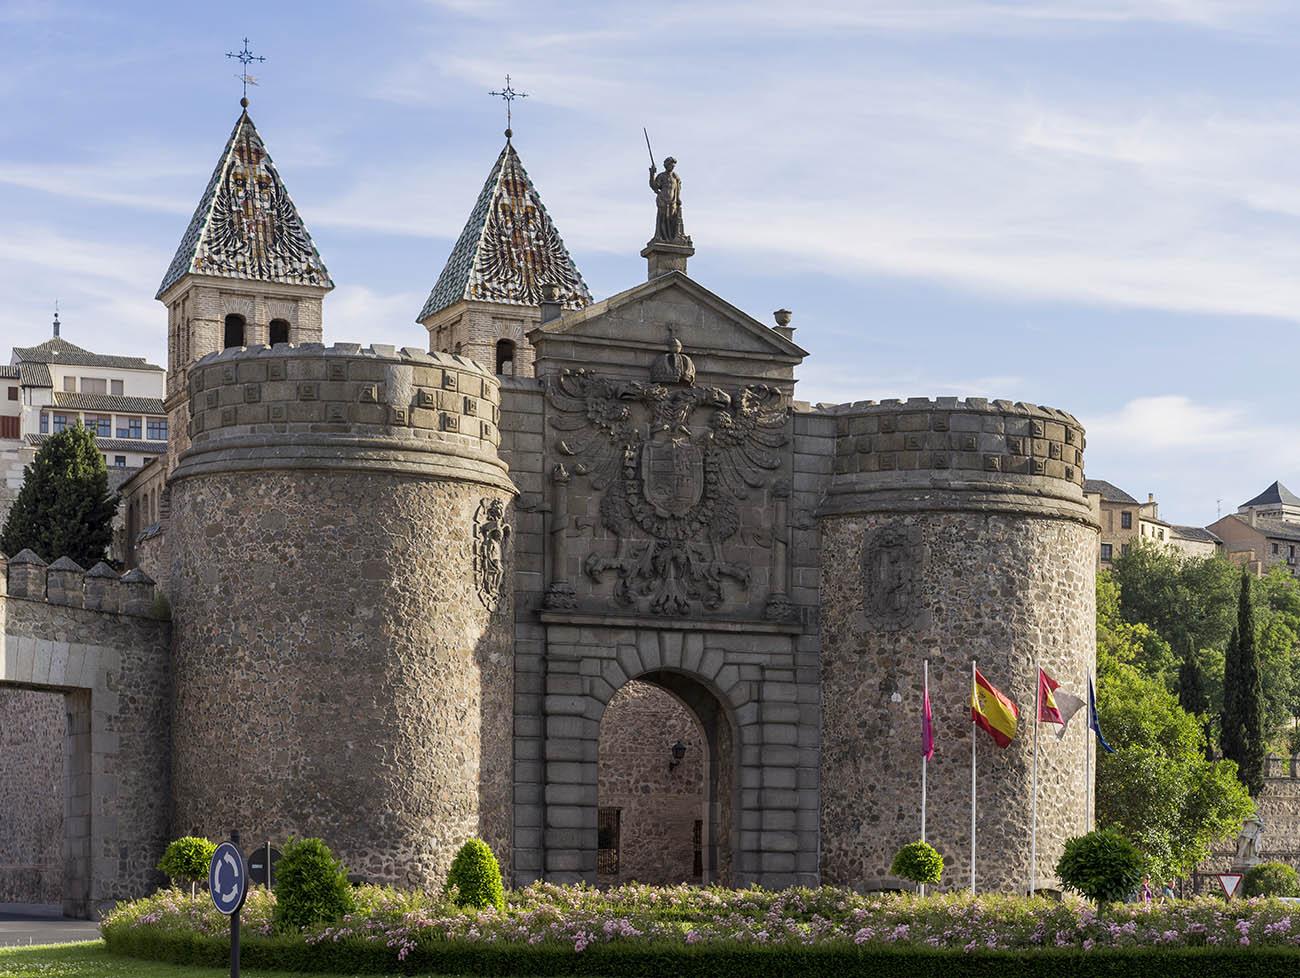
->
[1088, 676, 1115, 754]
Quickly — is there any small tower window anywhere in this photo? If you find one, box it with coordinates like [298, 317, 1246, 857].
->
[269, 318, 290, 346]
[496, 339, 516, 376]
[224, 314, 246, 350]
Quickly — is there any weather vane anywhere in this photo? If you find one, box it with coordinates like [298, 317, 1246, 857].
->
[489, 74, 528, 139]
[226, 37, 266, 106]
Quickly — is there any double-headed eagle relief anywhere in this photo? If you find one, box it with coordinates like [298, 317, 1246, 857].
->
[198, 123, 328, 286]
[547, 341, 790, 616]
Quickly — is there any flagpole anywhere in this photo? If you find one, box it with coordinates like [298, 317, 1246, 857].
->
[1085, 673, 1093, 833]
[970, 657, 977, 895]
[921, 658, 929, 898]
[1030, 660, 1040, 897]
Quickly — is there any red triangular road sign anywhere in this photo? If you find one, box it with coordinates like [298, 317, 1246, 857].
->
[1216, 873, 1244, 898]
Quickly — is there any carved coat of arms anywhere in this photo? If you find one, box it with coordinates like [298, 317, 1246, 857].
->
[546, 344, 789, 616]
[473, 498, 511, 612]
[862, 525, 921, 631]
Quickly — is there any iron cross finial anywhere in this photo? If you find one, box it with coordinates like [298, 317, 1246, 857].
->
[489, 74, 528, 139]
[226, 37, 266, 106]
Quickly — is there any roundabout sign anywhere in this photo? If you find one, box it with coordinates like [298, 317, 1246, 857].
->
[208, 831, 248, 977]
[209, 841, 248, 916]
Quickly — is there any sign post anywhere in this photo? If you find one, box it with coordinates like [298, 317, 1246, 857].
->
[209, 830, 249, 978]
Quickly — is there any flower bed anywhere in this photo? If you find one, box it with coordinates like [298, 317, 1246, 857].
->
[101, 883, 1300, 976]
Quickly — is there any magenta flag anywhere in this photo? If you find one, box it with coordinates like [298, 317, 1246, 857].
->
[922, 674, 935, 760]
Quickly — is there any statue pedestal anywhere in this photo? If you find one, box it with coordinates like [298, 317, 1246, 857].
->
[642, 239, 695, 280]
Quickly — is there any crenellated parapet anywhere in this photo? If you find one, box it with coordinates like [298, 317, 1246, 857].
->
[2, 550, 162, 618]
[819, 396, 1091, 523]
[176, 342, 511, 492]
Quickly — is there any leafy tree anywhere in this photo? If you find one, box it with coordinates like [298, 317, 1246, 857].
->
[0, 425, 117, 566]
[157, 836, 216, 898]
[444, 837, 505, 911]
[1056, 829, 1145, 906]
[1096, 576, 1254, 881]
[890, 841, 943, 886]
[273, 837, 354, 932]
[1222, 568, 1267, 797]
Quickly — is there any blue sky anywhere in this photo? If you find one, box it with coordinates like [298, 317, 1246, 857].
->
[4, 0, 1300, 526]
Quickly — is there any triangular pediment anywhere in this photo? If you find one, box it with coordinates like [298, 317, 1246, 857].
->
[418, 140, 592, 322]
[157, 110, 332, 298]
[527, 271, 800, 364]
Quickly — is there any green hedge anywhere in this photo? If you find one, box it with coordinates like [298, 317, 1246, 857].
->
[102, 926, 1300, 977]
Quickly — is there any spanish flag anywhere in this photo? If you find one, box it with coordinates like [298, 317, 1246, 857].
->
[972, 668, 1018, 748]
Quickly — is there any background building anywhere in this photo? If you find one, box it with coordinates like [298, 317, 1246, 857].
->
[0, 319, 167, 532]
[1208, 481, 1300, 577]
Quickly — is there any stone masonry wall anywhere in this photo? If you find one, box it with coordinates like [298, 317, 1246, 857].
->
[819, 512, 1096, 892]
[168, 344, 515, 889]
[0, 557, 172, 916]
[818, 397, 1096, 893]
[597, 680, 706, 886]
[0, 687, 63, 904]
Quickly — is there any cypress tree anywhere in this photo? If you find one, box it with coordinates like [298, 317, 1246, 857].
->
[1221, 567, 1266, 796]
[0, 426, 117, 567]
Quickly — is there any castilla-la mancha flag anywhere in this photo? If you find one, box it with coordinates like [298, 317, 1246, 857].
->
[971, 668, 1019, 748]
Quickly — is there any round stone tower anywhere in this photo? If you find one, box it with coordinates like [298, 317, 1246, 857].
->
[817, 397, 1097, 893]
[167, 343, 515, 888]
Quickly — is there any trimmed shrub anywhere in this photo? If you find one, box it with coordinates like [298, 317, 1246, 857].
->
[1244, 861, 1300, 898]
[157, 836, 216, 897]
[1056, 829, 1144, 905]
[890, 841, 943, 886]
[445, 837, 505, 911]
[273, 837, 354, 932]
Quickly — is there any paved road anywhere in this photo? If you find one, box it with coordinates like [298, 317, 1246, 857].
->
[0, 905, 100, 947]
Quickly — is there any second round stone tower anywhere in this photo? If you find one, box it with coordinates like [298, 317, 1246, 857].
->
[167, 343, 515, 888]
[818, 397, 1097, 893]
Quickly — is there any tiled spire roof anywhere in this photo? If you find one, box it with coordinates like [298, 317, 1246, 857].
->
[418, 140, 591, 322]
[157, 109, 332, 298]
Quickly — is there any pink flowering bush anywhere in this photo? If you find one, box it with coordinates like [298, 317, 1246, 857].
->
[102, 882, 1300, 959]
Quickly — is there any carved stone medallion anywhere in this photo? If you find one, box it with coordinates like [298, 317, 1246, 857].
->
[862, 525, 922, 631]
[473, 498, 511, 612]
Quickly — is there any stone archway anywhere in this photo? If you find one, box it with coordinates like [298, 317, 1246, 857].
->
[595, 675, 735, 886]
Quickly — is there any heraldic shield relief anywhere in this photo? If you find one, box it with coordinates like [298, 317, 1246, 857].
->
[546, 347, 791, 616]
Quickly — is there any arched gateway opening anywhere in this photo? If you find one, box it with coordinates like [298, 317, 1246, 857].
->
[596, 672, 734, 886]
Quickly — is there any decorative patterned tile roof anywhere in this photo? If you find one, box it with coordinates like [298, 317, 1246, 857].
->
[157, 109, 333, 298]
[418, 140, 591, 322]
[52, 392, 166, 415]
[13, 336, 163, 372]
[0, 366, 18, 380]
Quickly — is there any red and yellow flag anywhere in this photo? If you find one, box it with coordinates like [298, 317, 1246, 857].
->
[972, 668, 1019, 748]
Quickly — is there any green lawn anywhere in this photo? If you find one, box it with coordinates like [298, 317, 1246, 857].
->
[0, 941, 506, 978]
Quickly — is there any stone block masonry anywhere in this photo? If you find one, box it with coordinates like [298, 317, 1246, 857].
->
[168, 343, 515, 892]
[0, 555, 171, 917]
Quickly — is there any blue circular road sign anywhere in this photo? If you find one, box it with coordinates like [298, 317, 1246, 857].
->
[209, 841, 248, 915]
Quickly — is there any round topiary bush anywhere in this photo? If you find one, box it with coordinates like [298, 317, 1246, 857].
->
[445, 837, 505, 911]
[1243, 860, 1300, 898]
[157, 836, 216, 897]
[273, 837, 355, 932]
[890, 840, 943, 886]
[1056, 829, 1145, 905]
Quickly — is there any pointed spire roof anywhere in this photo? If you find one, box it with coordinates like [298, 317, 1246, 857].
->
[418, 139, 591, 322]
[1242, 481, 1300, 509]
[157, 109, 332, 299]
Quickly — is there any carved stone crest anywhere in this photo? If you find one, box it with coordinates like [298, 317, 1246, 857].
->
[547, 341, 789, 616]
[473, 498, 511, 612]
[862, 525, 922, 631]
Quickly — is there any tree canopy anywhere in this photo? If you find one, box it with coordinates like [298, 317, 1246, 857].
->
[1222, 568, 1267, 796]
[0, 425, 117, 567]
[1096, 571, 1254, 882]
